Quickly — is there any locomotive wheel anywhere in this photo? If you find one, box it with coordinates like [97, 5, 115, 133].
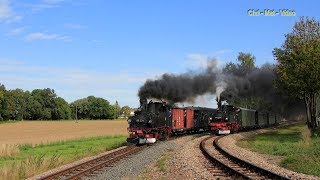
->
[159, 130, 168, 141]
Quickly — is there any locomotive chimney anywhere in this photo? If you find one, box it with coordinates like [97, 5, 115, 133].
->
[216, 98, 222, 110]
[139, 98, 147, 110]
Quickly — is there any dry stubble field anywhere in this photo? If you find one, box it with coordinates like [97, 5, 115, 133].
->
[0, 120, 128, 146]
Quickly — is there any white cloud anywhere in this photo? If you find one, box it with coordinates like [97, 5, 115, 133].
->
[8, 27, 25, 35]
[29, 3, 56, 11]
[0, 59, 25, 65]
[43, 0, 65, 4]
[6, 15, 22, 23]
[183, 53, 227, 69]
[25, 32, 71, 41]
[90, 39, 103, 44]
[213, 49, 232, 55]
[27, 0, 66, 12]
[184, 53, 209, 68]
[0, 0, 11, 19]
[64, 23, 87, 29]
[0, 1, 23, 23]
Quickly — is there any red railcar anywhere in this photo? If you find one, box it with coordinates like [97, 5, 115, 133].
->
[171, 108, 185, 132]
[185, 108, 194, 129]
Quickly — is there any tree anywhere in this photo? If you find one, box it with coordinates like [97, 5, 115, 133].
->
[223, 52, 256, 76]
[4, 89, 28, 120]
[30, 88, 57, 120]
[222, 52, 265, 109]
[0, 84, 5, 120]
[237, 52, 256, 76]
[52, 97, 71, 120]
[273, 17, 320, 128]
[70, 96, 117, 120]
[120, 106, 132, 118]
[26, 95, 42, 120]
[114, 101, 121, 118]
[0, 83, 118, 121]
[70, 98, 90, 119]
[107, 105, 117, 119]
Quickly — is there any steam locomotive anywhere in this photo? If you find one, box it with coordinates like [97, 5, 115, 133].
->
[127, 99, 280, 144]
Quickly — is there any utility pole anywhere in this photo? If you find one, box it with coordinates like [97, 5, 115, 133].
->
[75, 105, 78, 123]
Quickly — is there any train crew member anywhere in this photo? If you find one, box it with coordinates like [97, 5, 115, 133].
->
[167, 108, 172, 118]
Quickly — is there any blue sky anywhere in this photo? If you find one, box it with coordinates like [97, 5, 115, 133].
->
[0, 0, 320, 108]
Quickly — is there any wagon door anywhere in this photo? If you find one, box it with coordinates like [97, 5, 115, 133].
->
[171, 108, 184, 130]
[185, 109, 194, 129]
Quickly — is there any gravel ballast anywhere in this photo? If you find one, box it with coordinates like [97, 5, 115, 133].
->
[87, 134, 219, 180]
[85, 136, 184, 179]
[139, 134, 222, 180]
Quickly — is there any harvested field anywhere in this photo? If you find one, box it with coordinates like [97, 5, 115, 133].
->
[0, 120, 128, 146]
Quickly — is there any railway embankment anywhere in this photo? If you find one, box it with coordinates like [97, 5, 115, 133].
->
[219, 123, 319, 179]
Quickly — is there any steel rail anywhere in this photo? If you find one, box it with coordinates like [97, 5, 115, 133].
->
[200, 136, 291, 179]
[37, 146, 143, 180]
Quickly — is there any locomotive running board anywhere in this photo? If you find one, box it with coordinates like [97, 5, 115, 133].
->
[217, 130, 230, 135]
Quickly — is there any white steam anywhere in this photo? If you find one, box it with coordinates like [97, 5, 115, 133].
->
[216, 80, 227, 101]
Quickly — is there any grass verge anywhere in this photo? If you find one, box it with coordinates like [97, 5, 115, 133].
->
[156, 155, 169, 172]
[0, 120, 19, 124]
[0, 135, 127, 179]
[237, 123, 320, 176]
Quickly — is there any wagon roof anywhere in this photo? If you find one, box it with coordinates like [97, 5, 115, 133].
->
[239, 107, 256, 112]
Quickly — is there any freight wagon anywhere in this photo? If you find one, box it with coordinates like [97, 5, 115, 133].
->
[193, 107, 216, 132]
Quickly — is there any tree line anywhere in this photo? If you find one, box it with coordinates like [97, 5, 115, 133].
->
[0, 85, 133, 121]
[223, 17, 320, 129]
[274, 17, 320, 128]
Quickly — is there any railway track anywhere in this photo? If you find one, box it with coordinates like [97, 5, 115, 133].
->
[37, 145, 145, 180]
[200, 135, 290, 180]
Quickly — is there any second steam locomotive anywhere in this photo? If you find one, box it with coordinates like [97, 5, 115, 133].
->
[127, 99, 280, 144]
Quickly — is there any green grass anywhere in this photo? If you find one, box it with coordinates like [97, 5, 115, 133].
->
[237, 123, 320, 176]
[0, 119, 127, 123]
[156, 155, 168, 172]
[0, 120, 19, 124]
[0, 135, 127, 179]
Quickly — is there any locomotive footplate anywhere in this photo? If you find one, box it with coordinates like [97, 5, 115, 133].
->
[217, 129, 230, 135]
[126, 137, 139, 144]
[139, 137, 156, 144]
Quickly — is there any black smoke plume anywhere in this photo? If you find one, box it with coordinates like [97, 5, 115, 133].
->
[138, 59, 221, 103]
[138, 59, 304, 118]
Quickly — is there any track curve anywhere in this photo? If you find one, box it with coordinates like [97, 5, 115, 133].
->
[200, 135, 291, 180]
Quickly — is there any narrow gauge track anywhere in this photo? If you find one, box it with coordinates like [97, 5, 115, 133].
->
[37, 145, 145, 180]
[200, 136, 290, 180]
